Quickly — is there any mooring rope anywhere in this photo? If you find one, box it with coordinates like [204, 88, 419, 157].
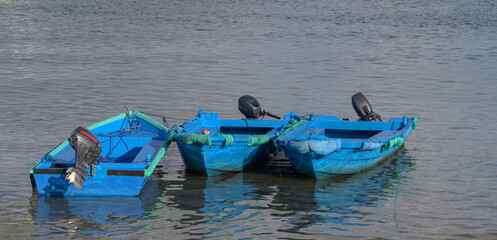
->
[138, 111, 190, 128]
[139, 111, 187, 121]
[393, 156, 410, 240]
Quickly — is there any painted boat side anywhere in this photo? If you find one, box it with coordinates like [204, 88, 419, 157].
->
[172, 110, 288, 174]
[176, 141, 274, 174]
[30, 111, 169, 196]
[284, 144, 403, 177]
[277, 115, 415, 177]
[31, 172, 147, 196]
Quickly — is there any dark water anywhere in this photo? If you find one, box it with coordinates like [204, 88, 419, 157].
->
[1, 0, 497, 238]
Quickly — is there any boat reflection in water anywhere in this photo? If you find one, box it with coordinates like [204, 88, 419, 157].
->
[271, 148, 416, 237]
[29, 149, 415, 238]
[171, 171, 276, 224]
[28, 176, 163, 238]
[165, 148, 416, 238]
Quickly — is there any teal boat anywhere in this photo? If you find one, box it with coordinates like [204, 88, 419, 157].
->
[30, 111, 170, 196]
[276, 93, 417, 178]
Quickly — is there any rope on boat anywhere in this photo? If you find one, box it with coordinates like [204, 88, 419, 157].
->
[382, 117, 418, 152]
[382, 137, 404, 152]
[276, 119, 308, 137]
[243, 119, 254, 136]
[168, 119, 308, 147]
[393, 155, 412, 240]
[176, 133, 212, 148]
[219, 132, 234, 146]
[246, 135, 270, 146]
[139, 111, 190, 128]
[412, 117, 418, 130]
[392, 117, 417, 239]
[105, 117, 131, 158]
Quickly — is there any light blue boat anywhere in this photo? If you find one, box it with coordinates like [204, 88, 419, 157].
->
[276, 93, 418, 178]
[30, 111, 170, 196]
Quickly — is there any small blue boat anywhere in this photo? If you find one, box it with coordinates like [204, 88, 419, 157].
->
[30, 111, 170, 196]
[168, 96, 302, 175]
[276, 93, 418, 178]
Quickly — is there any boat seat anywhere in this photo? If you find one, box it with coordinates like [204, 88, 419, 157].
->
[132, 140, 166, 163]
[367, 130, 400, 141]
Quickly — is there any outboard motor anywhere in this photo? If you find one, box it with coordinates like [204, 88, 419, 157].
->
[351, 92, 382, 121]
[66, 127, 102, 189]
[238, 95, 280, 119]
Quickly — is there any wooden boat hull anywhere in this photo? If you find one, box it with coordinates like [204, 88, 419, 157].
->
[171, 110, 288, 175]
[283, 145, 404, 178]
[177, 140, 275, 175]
[277, 114, 417, 178]
[30, 170, 149, 196]
[30, 111, 170, 196]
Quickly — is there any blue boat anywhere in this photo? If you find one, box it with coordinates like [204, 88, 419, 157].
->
[276, 93, 418, 178]
[168, 96, 304, 175]
[30, 111, 170, 196]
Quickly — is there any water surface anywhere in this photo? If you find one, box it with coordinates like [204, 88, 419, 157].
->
[1, 0, 496, 239]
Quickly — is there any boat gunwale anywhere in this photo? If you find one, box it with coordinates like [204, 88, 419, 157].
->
[276, 116, 414, 150]
[172, 110, 290, 145]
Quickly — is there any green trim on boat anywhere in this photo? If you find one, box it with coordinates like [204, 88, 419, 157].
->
[382, 137, 404, 152]
[134, 111, 168, 132]
[276, 119, 308, 136]
[246, 135, 270, 146]
[177, 133, 212, 148]
[412, 117, 418, 130]
[219, 133, 234, 146]
[144, 142, 170, 177]
[88, 112, 127, 130]
[46, 139, 69, 159]
[168, 131, 178, 142]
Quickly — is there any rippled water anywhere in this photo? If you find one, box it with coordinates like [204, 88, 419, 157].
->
[1, 0, 496, 239]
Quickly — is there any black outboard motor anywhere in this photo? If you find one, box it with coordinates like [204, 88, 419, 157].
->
[66, 127, 102, 189]
[238, 95, 281, 119]
[351, 92, 382, 121]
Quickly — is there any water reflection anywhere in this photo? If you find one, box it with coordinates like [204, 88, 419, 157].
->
[28, 151, 415, 238]
[28, 177, 162, 237]
[171, 172, 275, 224]
[161, 150, 415, 238]
[272, 149, 416, 236]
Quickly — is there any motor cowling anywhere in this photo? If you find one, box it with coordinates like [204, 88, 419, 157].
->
[66, 127, 102, 189]
[238, 95, 263, 119]
[238, 95, 281, 120]
[351, 92, 382, 121]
